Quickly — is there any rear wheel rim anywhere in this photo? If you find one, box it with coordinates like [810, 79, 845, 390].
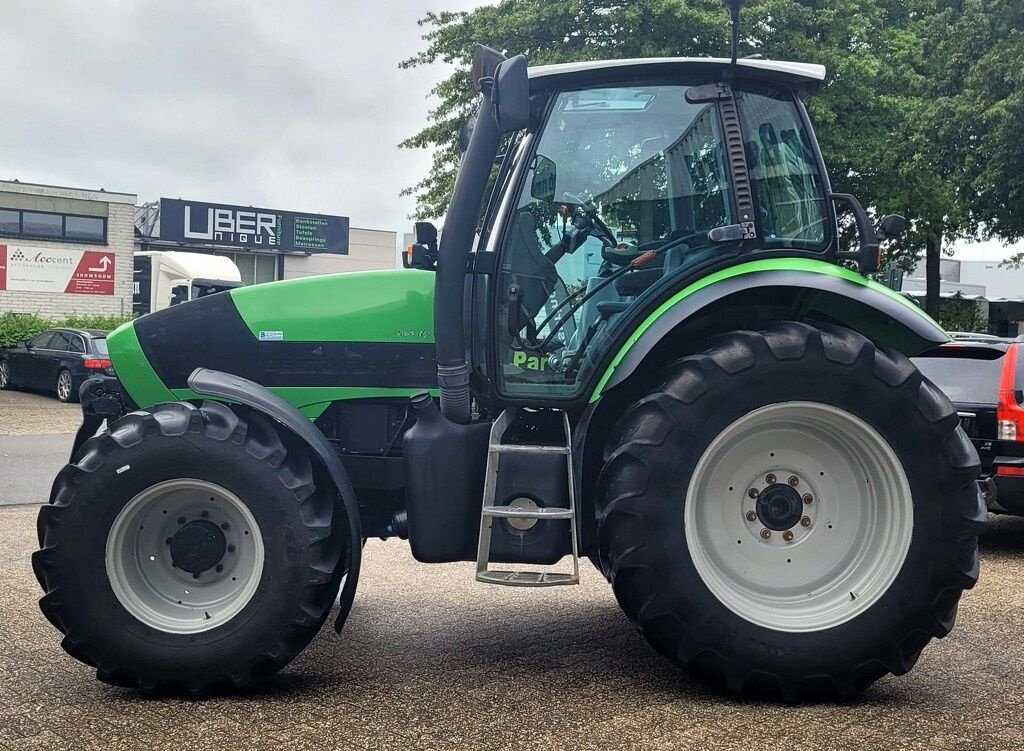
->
[105, 478, 265, 634]
[56, 371, 72, 400]
[684, 401, 913, 633]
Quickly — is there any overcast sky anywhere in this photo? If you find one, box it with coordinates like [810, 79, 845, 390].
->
[1, 0, 1018, 262]
[0, 0, 482, 232]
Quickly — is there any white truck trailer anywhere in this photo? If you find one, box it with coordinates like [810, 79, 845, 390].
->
[133, 251, 243, 315]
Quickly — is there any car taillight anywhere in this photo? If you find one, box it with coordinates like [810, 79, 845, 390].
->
[83, 358, 113, 370]
[996, 342, 1024, 441]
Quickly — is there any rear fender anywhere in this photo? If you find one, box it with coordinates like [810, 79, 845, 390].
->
[590, 259, 948, 400]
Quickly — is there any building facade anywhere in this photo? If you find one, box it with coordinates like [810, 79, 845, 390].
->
[0, 180, 136, 317]
[903, 258, 1024, 336]
[135, 198, 396, 286]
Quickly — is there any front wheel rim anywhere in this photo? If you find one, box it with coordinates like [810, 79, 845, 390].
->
[0, 362, 8, 387]
[105, 478, 266, 634]
[57, 371, 71, 400]
[684, 401, 913, 633]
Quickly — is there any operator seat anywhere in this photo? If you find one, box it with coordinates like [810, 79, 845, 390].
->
[507, 210, 559, 321]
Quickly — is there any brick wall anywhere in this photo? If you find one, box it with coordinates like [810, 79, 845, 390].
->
[0, 184, 136, 318]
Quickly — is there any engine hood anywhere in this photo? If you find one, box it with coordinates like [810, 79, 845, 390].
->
[106, 268, 437, 416]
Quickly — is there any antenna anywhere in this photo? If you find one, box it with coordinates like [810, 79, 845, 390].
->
[721, 0, 748, 70]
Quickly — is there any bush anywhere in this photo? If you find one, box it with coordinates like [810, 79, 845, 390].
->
[0, 312, 135, 351]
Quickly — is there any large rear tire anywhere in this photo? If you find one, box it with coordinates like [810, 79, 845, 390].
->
[595, 322, 984, 701]
[33, 400, 347, 694]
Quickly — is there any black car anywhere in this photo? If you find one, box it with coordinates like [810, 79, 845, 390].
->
[913, 337, 1024, 515]
[0, 328, 114, 402]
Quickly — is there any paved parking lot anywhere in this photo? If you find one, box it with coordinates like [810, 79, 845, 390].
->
[2, 505, 1023, 751]
[2, 393, 1024, 750]
[0, 390, 81, 435]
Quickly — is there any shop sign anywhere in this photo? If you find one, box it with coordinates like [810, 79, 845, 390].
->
[0, 245, 115, 295]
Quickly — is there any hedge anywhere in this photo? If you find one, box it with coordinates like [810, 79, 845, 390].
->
[0, 312, 135, 351]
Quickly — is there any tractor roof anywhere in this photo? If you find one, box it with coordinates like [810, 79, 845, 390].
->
[528, 57, 826, 91]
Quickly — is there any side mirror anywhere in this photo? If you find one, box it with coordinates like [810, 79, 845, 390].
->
[19, 340, 31, 349]
[530, 155, 557, 203]
[403, 222, 439, 270]
[831, 193, 881, 274]
[878, 214, 906, 241]
[491, 55, 530, 132]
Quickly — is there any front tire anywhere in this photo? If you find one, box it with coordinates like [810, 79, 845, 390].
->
[33, 400, 347, 693]
[596, 322, 984, 701]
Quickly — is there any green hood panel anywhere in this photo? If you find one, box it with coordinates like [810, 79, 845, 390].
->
[107, 269, 438, 411]
[590, 258, 947, 402]
[229, 268, 435, 343]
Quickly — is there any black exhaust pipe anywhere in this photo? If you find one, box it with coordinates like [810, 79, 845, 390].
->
[435, 82, 503, 423]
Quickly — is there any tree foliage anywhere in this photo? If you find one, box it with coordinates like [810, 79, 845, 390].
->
[401, 0, 1023, 312]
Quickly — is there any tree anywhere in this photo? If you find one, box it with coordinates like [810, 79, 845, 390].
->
[399, 0, 987, 318]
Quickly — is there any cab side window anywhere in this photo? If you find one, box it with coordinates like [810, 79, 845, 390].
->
[496, 84, 732, 397]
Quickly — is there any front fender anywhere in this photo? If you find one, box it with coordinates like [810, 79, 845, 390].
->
[187, 367, 362, 633]
[590, 258, 948, 401]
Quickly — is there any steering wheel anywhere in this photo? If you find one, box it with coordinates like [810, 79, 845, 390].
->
[562, 192, 617, 247]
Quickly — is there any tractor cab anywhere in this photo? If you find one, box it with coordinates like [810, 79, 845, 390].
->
[421, 48, 895, 423]
[490, 61, 831, 398]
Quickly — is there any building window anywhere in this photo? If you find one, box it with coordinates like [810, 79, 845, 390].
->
[0, 209, 18, 234]
[213, 250, 277, 285]
[0, 208, 107, 243]
[22, 212, 63, 238]
[64, 215, 106, 241]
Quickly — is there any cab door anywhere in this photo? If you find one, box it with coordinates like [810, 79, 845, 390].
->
[490, 83, 736, 401]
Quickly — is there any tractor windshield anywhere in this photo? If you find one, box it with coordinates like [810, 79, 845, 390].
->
[496, 82, 829, 396]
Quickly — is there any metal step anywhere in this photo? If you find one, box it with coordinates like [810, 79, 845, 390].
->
[482, 505, 573, 520]
[476, 570, 579, 587]
[475, 409, 580, 588]
[489, 443, 570, 455]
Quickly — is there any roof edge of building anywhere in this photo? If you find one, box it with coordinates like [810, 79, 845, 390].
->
[0, 179, 136, 204]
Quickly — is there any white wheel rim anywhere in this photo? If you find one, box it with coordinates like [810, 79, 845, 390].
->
[105, 479, 265, 634]
[684, 401, 913, 633]
[57, 371, 71, 400]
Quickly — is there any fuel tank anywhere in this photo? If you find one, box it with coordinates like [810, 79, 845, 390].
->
[106, 269, 436, 415]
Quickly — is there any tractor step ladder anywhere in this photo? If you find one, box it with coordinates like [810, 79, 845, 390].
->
[475, 409, 580, 587]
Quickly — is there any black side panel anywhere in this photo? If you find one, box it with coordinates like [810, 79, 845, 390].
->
[134, 293, 437, 390]
[259, 342, 435, 388]
[135, 293, 257, 390]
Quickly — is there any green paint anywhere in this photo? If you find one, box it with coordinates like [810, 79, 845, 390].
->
[106, 321, 176, 407]
[229, 268, 435, 343]
[169, 386, 439, 417]
[589, 258, 946, 402]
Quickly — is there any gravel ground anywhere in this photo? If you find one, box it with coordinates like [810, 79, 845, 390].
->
[0, 390, 81, 436]
[2, 502, 1023, 751]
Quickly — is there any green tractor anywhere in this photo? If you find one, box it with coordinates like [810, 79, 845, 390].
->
[34, 6, 983, 702]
